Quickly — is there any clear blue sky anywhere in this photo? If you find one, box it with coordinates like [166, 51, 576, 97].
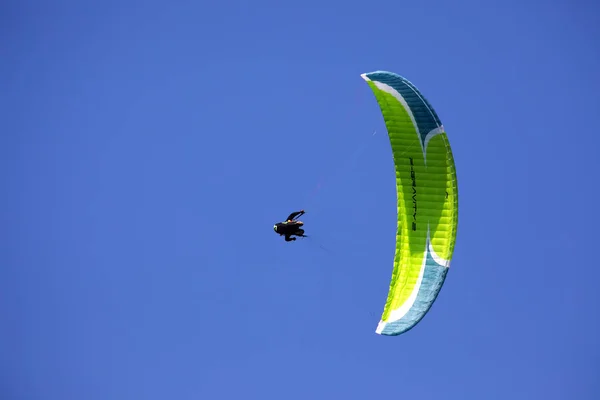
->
[2, 1, 599, 399]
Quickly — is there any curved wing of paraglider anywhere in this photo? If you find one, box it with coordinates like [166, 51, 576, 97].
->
[362, 71, 458, 336]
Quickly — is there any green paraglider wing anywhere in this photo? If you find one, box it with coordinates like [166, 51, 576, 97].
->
[362, 71, 458, 336]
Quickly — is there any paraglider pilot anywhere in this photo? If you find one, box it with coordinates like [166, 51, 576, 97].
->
[274, 210, 306, 241]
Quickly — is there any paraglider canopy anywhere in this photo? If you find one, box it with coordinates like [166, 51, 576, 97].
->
[361, 71, 458, 336]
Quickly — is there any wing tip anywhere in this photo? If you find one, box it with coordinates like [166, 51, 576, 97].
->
[375, 320, 386, 334]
